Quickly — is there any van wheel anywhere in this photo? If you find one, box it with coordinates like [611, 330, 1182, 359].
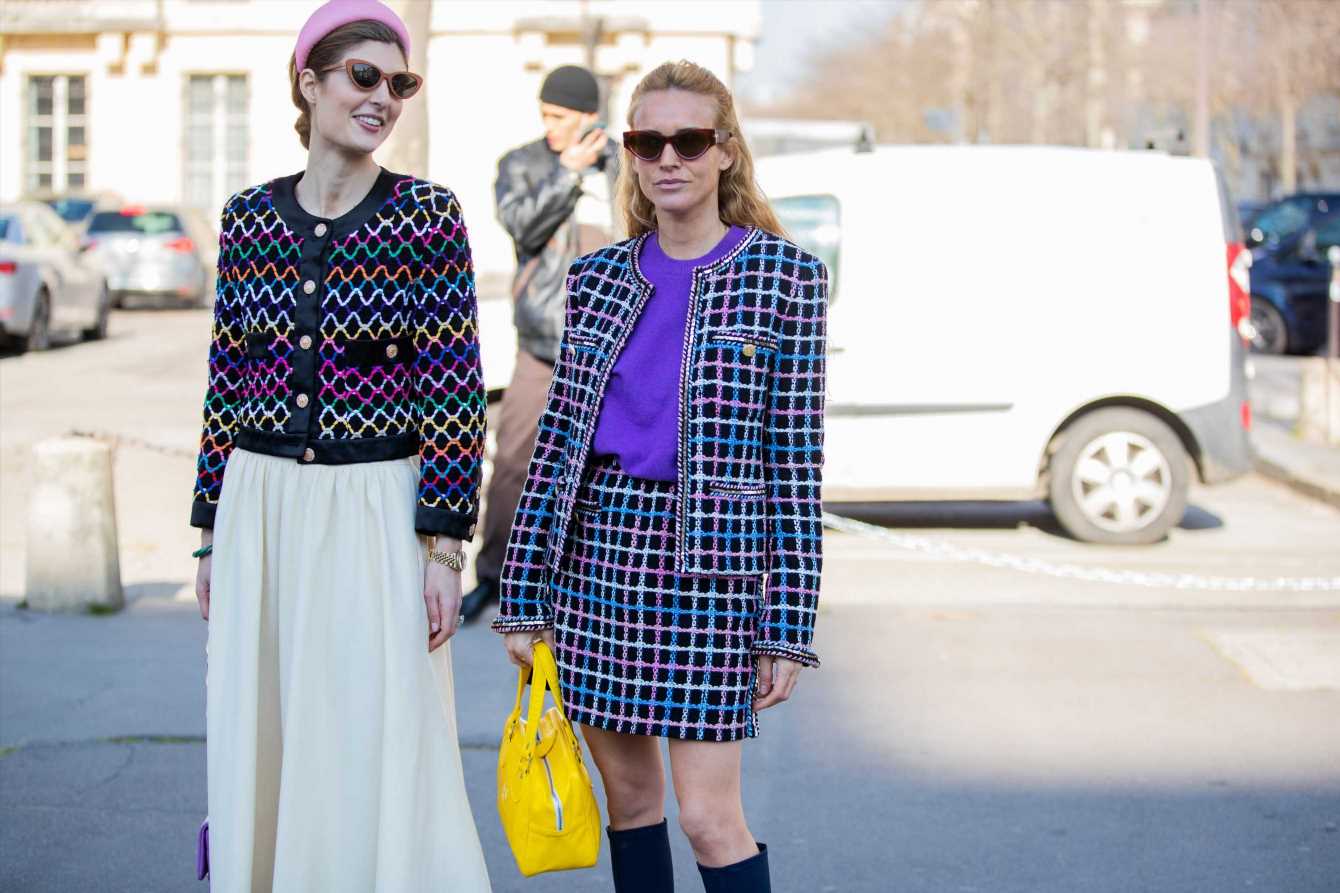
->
[1249, 298, 1288, 355]
[1047, 408, 1189, 545]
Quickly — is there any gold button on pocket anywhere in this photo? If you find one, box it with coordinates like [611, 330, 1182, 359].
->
[302, 448, 315, 462]
[314, 223, 328, 237]
[299, 334, 313, 350]
[303, 280, 316, 295]
[385, 344, 399, 360]
[742, 343, 757, 358]
[296, 393, 309, 408]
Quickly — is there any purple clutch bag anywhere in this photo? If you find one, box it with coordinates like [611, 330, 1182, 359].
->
[196, 818, 210, 881]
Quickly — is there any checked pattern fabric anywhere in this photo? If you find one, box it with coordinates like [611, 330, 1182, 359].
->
[191, 172, 486, 539]
[495, 228, 828, 668]
[552, 460, 761, 741]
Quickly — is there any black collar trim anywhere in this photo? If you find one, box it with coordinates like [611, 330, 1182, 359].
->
[269, 167, 403, 239]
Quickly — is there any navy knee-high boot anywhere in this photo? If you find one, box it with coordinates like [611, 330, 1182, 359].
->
[608, 819, 675, 893]
[697, 843, 770, 892]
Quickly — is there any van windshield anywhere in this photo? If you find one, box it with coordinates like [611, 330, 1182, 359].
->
[772, 194, 841, 303]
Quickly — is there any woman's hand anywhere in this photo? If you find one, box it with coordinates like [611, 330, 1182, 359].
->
[194, 531, 213, 621]
[504, 628, 555, 669]
[753, 655, 803, 711]
[424, 558, 464, 653]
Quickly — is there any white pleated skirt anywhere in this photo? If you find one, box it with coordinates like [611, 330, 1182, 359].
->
[206, 449, 491, 892]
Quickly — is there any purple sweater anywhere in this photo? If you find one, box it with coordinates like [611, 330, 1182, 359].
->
[591, 225, 749, 481]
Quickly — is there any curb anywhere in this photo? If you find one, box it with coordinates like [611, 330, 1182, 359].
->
[1252, 449, 1340, 512]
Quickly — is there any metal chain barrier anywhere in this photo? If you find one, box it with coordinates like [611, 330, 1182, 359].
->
[69, 431, 1337, 593]
[823, 511, 1340, 593]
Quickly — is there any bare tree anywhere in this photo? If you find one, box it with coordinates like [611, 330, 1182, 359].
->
[749, 0, 1340, 196]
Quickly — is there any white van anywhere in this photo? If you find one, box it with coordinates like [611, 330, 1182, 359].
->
[757, 146, 1253, 544]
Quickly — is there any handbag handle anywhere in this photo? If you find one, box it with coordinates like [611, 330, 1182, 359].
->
[511, 641, 572, 763]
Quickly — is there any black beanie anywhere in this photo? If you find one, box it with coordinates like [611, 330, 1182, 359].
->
[540, 65, 600, 114]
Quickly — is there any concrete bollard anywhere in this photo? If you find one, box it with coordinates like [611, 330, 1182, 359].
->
[25, 437, 124, 613]
[1298, 358, 1340, 447]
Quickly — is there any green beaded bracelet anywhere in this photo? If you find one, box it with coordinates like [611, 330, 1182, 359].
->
[192, 544, 213, 559]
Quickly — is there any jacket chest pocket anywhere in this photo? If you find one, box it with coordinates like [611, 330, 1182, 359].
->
[339, 336, 417, 369]
[696, 329, 777, 424]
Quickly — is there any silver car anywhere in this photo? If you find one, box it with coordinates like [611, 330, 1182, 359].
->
[83, 205, 214, 308]
[0, 201, 110, 351]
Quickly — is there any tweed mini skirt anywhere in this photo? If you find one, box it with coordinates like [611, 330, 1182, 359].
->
[550, 458, 762, 741]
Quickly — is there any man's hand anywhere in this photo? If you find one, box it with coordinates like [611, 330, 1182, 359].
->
[559, 128, 608, 173]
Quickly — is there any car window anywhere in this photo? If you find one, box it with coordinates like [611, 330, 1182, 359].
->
[46, 197, 96, 224]
[0, 216, 15, 243]
[1249, 197, 1313, 247]
[87, 210, 184, 236]
[1314, 215, 1340, 256]
[771, 194, 841, 304]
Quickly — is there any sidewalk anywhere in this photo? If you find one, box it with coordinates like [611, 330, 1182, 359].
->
[1252, 419, 1340, 510]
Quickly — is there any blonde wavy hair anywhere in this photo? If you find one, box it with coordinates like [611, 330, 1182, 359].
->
[616, 61, 784, 238]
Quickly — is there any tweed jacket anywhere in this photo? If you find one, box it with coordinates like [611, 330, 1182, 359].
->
[492, 228, 828, 667]
[189, 169, 487, 540]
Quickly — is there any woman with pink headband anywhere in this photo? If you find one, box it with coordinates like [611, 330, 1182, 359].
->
[191, 1, 491, 888]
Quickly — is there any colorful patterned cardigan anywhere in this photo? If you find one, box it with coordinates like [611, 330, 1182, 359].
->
[190, 169, 486, 540]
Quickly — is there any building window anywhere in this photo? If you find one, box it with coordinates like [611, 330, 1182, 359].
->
[26, 75, 89, 193]
[184, 74, 249, 213]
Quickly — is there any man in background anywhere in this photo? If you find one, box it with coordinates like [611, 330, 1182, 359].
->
[461, 64, 620, 622]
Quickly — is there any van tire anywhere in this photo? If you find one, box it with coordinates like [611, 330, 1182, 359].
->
[1047, 408, 1190, 545]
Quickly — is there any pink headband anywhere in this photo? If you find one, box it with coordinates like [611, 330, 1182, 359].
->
[294, 0, 411, 72]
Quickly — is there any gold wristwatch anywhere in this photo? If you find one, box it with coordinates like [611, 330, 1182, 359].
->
[427, 548, 467, 571]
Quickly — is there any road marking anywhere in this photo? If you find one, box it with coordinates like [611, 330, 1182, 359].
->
[823, 512, 1340, 593]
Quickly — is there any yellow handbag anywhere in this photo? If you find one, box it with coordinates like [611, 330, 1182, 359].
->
[497, 640, 601, 877]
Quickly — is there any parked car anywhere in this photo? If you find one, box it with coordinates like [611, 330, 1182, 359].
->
[0, 201, 110, 351]
[82, 205, 215, 308]
[756, 145, 1252, 545]
[1244, 192, 1337, 250]
[1246, 196, 1339, 354]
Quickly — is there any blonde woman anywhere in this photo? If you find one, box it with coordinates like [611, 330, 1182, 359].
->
[191, 1, 490, 888]
[493, 60, 827, 892]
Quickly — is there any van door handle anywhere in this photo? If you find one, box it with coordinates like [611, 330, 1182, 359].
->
[828, 346, 846, 355]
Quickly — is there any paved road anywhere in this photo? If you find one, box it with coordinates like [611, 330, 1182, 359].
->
[2, 310, 1338, 891]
